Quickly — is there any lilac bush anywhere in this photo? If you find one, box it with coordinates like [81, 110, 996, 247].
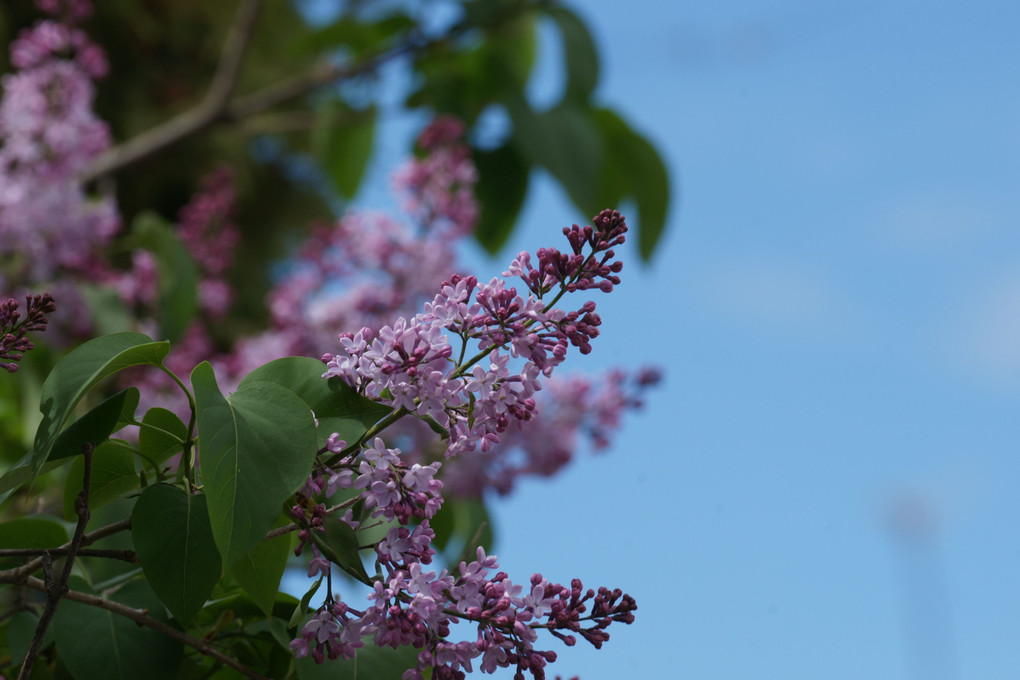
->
[0, 1, 667, 678]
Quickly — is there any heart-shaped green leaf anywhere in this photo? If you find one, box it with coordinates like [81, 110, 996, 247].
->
[192, 362, 317, 565]
[132, 484, 222, 625]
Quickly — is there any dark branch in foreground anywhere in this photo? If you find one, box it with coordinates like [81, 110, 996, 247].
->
[14, 576, 271, 680]
[0, 518, 132, 583]
[0, 548, 138, 563]
[17, 443, 94, 680]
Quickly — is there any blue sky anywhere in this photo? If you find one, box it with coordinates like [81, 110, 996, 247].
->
[295, 1, 1020, 678]
[470, 1, 1020, 679]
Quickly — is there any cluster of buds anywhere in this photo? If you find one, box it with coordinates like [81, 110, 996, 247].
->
[0, 293, 56, 372]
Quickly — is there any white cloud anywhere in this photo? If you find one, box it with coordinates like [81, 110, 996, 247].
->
[943, 270, 1020, 384]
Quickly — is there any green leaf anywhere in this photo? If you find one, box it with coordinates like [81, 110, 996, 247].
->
[49, 387, 139, 463]
[296, 641, 420, 680]
[131, 211, 199, 343]
[138, 407, 189, 464]
[429, 498, 494, 564]
[592, 108, 671, 260]
[192, 362, 317, 565]
[62, 440, 138, 520]
[52, 579, 182, 680]
[200, 589, 299, 624]
[296, 14, 414, 57]
[473, 142, 529, 255]
[6, 610, 54, 665]
[0, 517, 67, 560]
[289, 576, 323, 629]
[30, 332, 169, 481]
[312, 102, 377, 200]
[230, 516, 292, 617]
[508, 99, 603, 211]
[132, 484, 223, 625]
[486, 11, 538, 90]
[321, 514, 371, 583]
[547, 6, 599, 101]
[238, 356, 391, 448]
[266, 616, 295, 650]
[79, 284, 135, 336]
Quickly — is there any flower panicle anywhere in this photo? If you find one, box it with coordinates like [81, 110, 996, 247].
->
[294, 211, 638, 679]
[0, 292, 56, 372]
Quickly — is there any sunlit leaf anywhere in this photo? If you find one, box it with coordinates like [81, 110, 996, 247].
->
[592, 108, 671, 260]
[238, 356, 392, 448]
[29, 332, 169, 481]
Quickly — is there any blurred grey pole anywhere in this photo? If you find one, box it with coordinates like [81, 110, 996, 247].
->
[886, 491, 959, 680]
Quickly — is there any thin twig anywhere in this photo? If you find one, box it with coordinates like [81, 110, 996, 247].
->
[80, 21, 447, 182]
[205, 0, 263, 113]
[0, 517, 132, 583]
[224, 36, 423, 121]
[81, 0, 263, 182]
[0, 548, 138, 563]
[263, 497, 361, 542]
[18, 443, 94, 680]
[15, 576, 271, 680]
[0, 602, 30, 625]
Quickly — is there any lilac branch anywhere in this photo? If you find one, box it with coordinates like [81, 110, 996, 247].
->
[80, 0, 540, 182]
[17, 443, 94, 680]
[80, 0, 263, 182]
[0, 548, 138, 563]
[12, 576, 271, 680]
[0, 517, 132, 584]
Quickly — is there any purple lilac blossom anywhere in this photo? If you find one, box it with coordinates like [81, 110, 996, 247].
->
[0, 6, 117, 290]
[0, 293, 56, 372]
[289, 212, 640, 679]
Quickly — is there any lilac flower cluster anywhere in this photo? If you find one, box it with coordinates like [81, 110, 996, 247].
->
[291, 451, 637, 680]
[440, 367, 663, 498]
[290, 435, 442, 576]
[289, 212, 639, 679]
[0, 293, 56, 372]
[292, 542, 637, 680]
[175, 165, 240, 319]
[392, 116, 478, 235]
[112, 165, 243, 424]
[323, 209, 630, 457]
[252, 116, 480, 365]
[0, 0, 118, 289]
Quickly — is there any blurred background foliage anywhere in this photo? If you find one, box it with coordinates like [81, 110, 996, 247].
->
[0, 0, 669, 465]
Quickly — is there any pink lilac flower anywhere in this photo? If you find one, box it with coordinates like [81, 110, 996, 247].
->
[392, 116, 478, 236]
[0, 54, 117, 278]
[0, 4, 118, 341]
[324, 210, 633, 457]
[438, 367, 661, 498]
[175, 165, 240, 318]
